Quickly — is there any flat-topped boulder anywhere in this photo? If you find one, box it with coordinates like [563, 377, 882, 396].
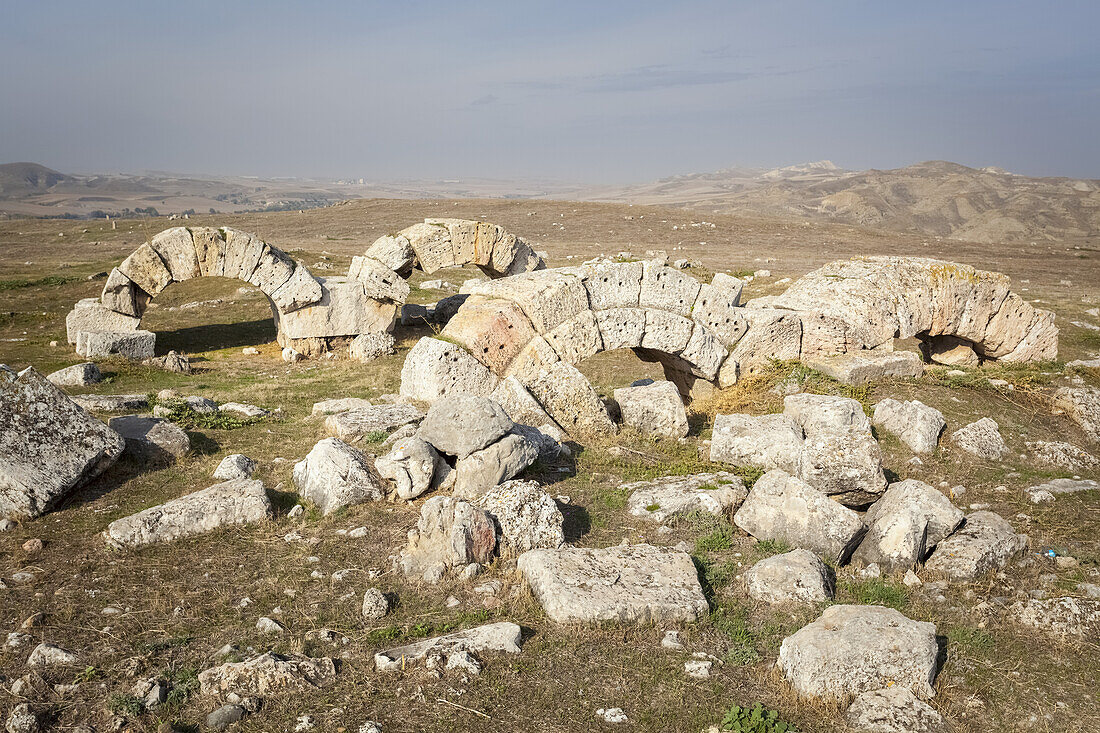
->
[802, 351, 924, 385]
[46, 362, 103, 387]
[1, 365, 125, 519]
[107, 415, 190, 464]
[783, 393, 871, 435]
[374, 622, 523, 672]
[517, 544, 708, 624]
[623, 472, 747, 523]
[613, 380, 689, 439]
[104, 479, 271, 549]
[846, 687, 946, 733]
[744, 549, 835, 605]
[924, 511, 1027, 580]
[70, 393, 149, 412]
[75, 330, 156, 360]
[778, 604, 939, 700]
[710, 413, 804, 473]
[1011, 597, 1100, 637]
[734, 470, 865, 563]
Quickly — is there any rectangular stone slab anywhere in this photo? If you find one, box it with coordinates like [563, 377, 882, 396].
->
[118, 242, 172, 296]
[375, 622, 523, 672]
[517, 544, 709, 623]
[103, 478, 272, 548]
[0, 365, 125, 519]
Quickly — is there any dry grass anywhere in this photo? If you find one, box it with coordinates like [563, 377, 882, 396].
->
[0, 199, 1098, 731]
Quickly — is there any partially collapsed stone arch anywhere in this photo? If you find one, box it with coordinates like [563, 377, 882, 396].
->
[397, 257, 1057, 437]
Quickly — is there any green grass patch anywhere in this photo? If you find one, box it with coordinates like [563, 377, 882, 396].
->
[0, 274, 81, 290]
[947, 626, 994, 654]
[752, 538, 791, 557]
[709, 605, 760, 666]
[841, 577, 908, 610]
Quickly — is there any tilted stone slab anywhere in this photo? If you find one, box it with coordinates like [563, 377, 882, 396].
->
[374, 622, 523, 672]
[98, 270, 147, 318]
[1, 365, 125, 519]
[623, 472, 746, 522]
[148, 227, 200, 282]
[364, 234, 416, 274]
[799, 428, 886, 507]
[518, 544, 709, 623]
[418, 395, 513, 458]
[524, 361, 616, 437]
[103, 478, 271, 548]
[268, 260, 324, 313]
[872, 398, 946, 454]
[728, 307, 802, 377]
[734, 469, 865, 563]
[68, 297, 140, 341]
[691, 278, 747, 346]
[324, 404, 423, 442]
[247, 243, 296, 296]
[924, 510, 1027, 580]
[404, 221, 456, 273]
[293, 438, 384, 514]
[778, 605, 939, 700]
[452, 432, 539, 499]
[347, 255, 410, 303]
[118, 242, 172, 296]
[853, 480, 965, 571]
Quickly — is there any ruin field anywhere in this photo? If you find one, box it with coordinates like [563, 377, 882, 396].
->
[1, 198, 1099, 732]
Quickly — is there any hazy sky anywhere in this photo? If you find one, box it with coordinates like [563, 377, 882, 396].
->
[2, 1, 1098, 182]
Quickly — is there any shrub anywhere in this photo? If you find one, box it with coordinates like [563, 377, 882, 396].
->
[719, 702, 798, 732]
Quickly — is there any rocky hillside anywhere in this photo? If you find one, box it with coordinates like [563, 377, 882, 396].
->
[0, 162, 69, 196]
[587, 160, 1100, 244]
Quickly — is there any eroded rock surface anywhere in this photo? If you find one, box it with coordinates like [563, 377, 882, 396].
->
[623, 472, 746, 523]
[744, 549, 834, 605]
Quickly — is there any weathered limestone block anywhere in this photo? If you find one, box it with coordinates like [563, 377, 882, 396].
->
[872, 399, 946, 454]
[728, 308, 802, 377]
[502, 335, 561, 383]
[503, 239, 545, 276]
[524, 362, 617, 437]
[0, 365, 125, 519]
[545, 310, 604, 364]
[1011, 597, 1100, 638]
[71, 393, 149, 412]
[802, 351, 924, 385]
[191, 227, 227, 277]
[293, 438, 384, 514]
[198, 653, 336, 698]
[221, 228, 267, 282]
[468, 270, 588, 334]
[678, 324, 726, 379]
[799, 311, 855, 358]
[595, 308, 646, 350]
[417, 395, 513, 459]
[733, 469, 865, 563]
[623, 472, 746, 523]
[273, 278, 395, 340]
[778, 605, 939, 700]
[99, 270, 147, 318]
[614, 380, 688, 439]
[710, 413, 804, 474]
[926, 334, 979, 366]
[374, 436, 442, 500]
[518, 544, 709, 623]
[744, 549, 835, 605]
[364, 234, 416, 274]
[426, 218, 478, 265]
[717, 353, 740, 388]
[403, 222, 456, 273]
[1053, 386, 1100, 442]
[347, 256, 410, 303]
[312, 397, 374, 415]
[349, 332, 396, 362]
[476, 479, 565, 554]
[399, 337, 499, 403]
[397, 496, 497, 581]
[846, 687, 946, 733]
[374, 622, 522, 672]
[783, 393, 871, 436]
[246, 244, 296, 297]
[148, 227, 200, 282]
[118, 242, 172, 296]
[441, 296, 538, 373]
[68, 297, 141, 342]
[474, 222, 503, 266]
[924, 511, 1027, 580]
[999, 308, 1058, 362]
[76, 330, 156, 360]
[853, 480, 965, 570]
[452, 432, 539, 498]
[950, 417, 1009, 460]
[691, 279, 748, 346]
[325, 404, 424, 442]
[639, 261, 701, 316]
[799, 429, 887, 507]
[581, 261, 643, 310]
[108, 415, 191, 464]
[103, 479, 271, 549]
[213, 454, 256, 481]
[1025, 441, 1098, 470]
[489, 376, 559, 429]
[47, 362, 103, 387]
[640, 309, 694, 353]
[268, 261, 324, 313]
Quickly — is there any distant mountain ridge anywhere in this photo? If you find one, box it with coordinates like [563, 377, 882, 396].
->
[583, 160, 1100, 243]
[0, 162, 70, 195]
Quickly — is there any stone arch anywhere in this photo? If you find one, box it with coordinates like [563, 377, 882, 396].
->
[397, 257, 1057, 437]
[357, 218, 545, 279]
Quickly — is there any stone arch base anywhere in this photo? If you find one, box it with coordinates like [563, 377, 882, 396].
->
[397, 257, 1057, 437]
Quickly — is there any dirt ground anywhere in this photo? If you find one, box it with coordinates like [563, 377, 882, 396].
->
[0, 199, 1097, 732]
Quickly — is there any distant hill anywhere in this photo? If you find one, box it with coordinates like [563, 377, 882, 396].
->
[0, 162, 70, 196]
[582, 160, 1100, 243]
